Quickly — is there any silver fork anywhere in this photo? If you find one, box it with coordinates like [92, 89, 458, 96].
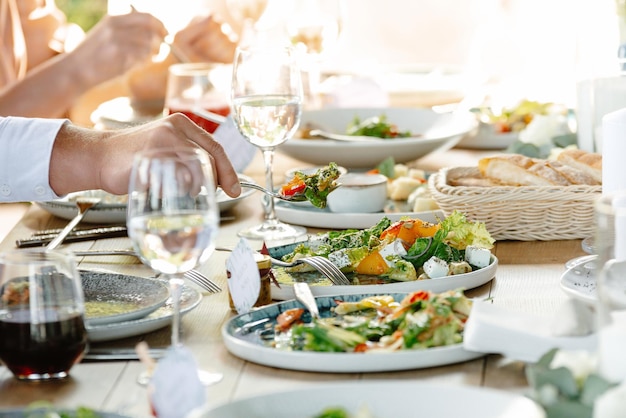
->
[270, 256, 351, 286]
[183, 269, 221, 293]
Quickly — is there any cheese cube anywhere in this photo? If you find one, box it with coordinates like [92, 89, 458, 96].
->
[423, 256, 449, 279]
[378, 239, 407, 268]
[465, 246, 491, 268]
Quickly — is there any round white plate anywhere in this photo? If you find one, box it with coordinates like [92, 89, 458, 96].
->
[560, 256, 597, 305]
[279, 107, 477, 168]
[275, 201, 445, 229]
[81, 270, 170, 326]
[271, 254, 498, 300]
[222, 293, 484, 373]
[198, 381, 545, 418]
[37, 174, 256, 224]
[86, 283, 201, 342]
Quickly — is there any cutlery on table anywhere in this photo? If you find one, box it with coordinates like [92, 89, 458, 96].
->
[46, 197, 101, 250]
[83, 347, 168, 361]
[15, 225, 128, 248]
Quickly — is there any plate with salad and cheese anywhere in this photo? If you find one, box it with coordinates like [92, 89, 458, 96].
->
[268, 211, 497, 300]
[222, 289, 484, 372]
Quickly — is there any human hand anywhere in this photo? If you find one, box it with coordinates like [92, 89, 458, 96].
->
[50, 114, 241, 198]
[66, 11, 168, 90]
[172, 15, 238, 64]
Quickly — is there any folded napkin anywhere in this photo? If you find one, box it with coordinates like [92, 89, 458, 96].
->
[463, 299, 597, 363]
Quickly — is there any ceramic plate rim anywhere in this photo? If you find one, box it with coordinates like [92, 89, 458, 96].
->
[36, 174, 255, 223]
[81, 270, 170, 326]
[271, 254, 497, 301]
[559, 261, 596, 305]
[85, 283, 202, 342]
[201, 381, 545, 418]
[223, 292, 484, 373]
[275, 204, 445, 229]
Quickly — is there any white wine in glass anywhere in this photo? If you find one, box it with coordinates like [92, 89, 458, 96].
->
[231, 45, 307, 242]
[127, 147, 221, 385]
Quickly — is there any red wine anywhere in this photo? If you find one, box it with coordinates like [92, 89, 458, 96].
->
[167, 105, 230, 134]
[0, 308, 88, 380]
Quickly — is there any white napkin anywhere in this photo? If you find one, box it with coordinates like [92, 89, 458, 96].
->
[212, 116, 257, 173]
[601, 107, 626, 194]
[463, 299, 597, 363]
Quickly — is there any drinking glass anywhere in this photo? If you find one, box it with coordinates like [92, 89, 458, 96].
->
[164, 63, 231, 134]
[286, 0, 345, 108]
[230, 45, 307, 241]
[0, 249, 88, 381]
[127, 147, 222, 384]
[595, 191, 626, 382]
[225, 0, 269, 46]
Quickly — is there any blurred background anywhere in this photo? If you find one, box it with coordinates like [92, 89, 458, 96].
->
[57, 0, 621, 111]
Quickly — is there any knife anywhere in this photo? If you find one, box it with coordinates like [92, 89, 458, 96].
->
[82, 347, 168, 361]
[16, 226, 128, 248]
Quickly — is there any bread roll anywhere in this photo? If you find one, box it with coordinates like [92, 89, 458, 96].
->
[556, 149, 602, 183]
[478, 154, 570, 186]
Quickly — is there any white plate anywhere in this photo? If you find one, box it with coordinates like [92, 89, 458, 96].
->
[275, 201, 445, 229]
[86, 283, 201, 342]
[560, 257, 597, 305]
[198, 381, 545, 418]
[81, 270, 170, 326]
[270, 254, 498, 300]
[36, 174, 256, 224]
[279, 108, 477, 168]
[457, 122, 519, 149]
[222, 293, 484, 373]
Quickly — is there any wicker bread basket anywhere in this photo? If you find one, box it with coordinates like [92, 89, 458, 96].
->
[428, 166, 602, 241]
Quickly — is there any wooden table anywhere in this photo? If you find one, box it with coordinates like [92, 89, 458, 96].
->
[0, 148, 586, 416]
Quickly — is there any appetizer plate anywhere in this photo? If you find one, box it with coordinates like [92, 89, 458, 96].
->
[279, 107, 477, 168]
[81, 270, 170, 326]
[222, 293, 484, 373]
[198, 381, 545, 418]
[86, 283, 201, 342]
[37, 174, 256, 223]
[560, 256, 597, 305]
[275, 201, 445, 229]
[270, 254, 498, 300]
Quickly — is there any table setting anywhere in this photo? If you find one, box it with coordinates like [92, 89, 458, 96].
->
[4, 30, 626, 418]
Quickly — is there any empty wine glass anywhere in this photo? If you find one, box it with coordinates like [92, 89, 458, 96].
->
[230, 45, 307, 242]
[127, 147, 221, 384]
[0, 249, 88, 381]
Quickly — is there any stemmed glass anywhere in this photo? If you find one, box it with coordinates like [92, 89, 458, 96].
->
[127, 147, 221, 383]
[230, 45, 307, 241]
[286, 0, 345, 108]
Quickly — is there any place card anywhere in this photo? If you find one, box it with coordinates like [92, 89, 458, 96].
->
[226, 238, 261, 314]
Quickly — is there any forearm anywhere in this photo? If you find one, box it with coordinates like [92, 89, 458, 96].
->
[0, 52, 89, 118]
[49, 122, 111, 196]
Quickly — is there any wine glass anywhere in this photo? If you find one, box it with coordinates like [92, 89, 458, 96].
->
[230, 45, 307, 242]
[164, 63, 232, 134]
[0, 249, 88, 381]
[285, 0, 345, 108]
[225, 0, 269, 46]
[126, 147, 221, 383]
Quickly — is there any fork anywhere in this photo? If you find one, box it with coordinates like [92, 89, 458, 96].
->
[270, 256, 351, 286]
[183, 269, 221, 293]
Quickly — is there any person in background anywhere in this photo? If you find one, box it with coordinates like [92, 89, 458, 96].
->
[0, 113, 242, 203]
[0, 0, 237, 123]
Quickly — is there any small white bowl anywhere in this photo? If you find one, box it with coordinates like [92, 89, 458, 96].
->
[327, 173, 388, 213]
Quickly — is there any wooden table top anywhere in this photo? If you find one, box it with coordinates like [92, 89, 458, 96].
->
[0, 148, 586, 416]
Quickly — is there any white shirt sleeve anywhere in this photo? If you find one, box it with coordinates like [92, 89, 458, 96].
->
[0, 116, 67, 202]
